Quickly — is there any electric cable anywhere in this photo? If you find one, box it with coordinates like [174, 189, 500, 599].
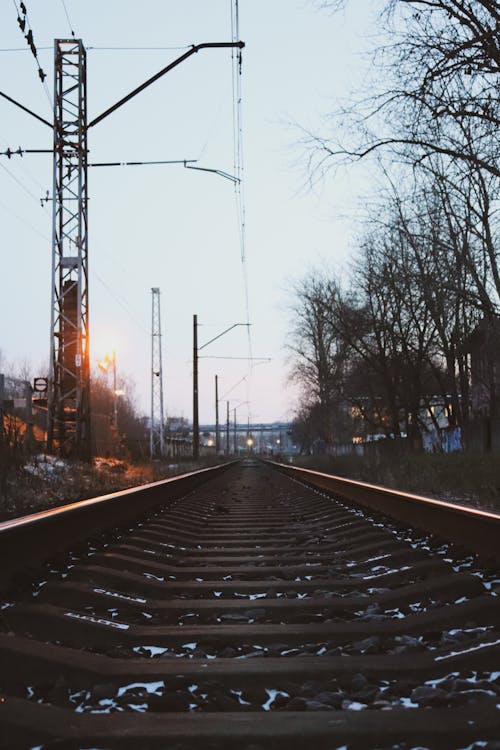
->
[87, 45, 190, 52]
[0, 195, 49, 240]
[197, 90, 227, 162]
[0, 47, 52, 52]
[0, 135, 48, 193]
[12, 0, 52, 107]
[92, 271, 150, 335]
[60, 0, 75, 38]
[231, 0, 254, 421]
[220, 375, 247, 401]
[0, 160, 41, 202]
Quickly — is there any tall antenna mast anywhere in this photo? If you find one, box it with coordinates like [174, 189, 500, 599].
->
[47, 39, 91, 459]
[150, 287, 165, 458]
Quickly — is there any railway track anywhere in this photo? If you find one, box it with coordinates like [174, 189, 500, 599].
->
[1, 459, 499, 748]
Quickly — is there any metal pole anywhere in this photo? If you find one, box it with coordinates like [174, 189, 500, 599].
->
[193, 314, 199, 459]
[233, 407, 237, 455]
[24, 381, 34, 453]
[48, 39, 91, 460]
[150, 288, 165, 459]
[112, 350, 117, 432]
[215, 374, 220, 454]
[150, 293, 154, 458]
[226, 400, 230, 456]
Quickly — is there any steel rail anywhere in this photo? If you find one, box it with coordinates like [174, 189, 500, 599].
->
[0, 461, 237, 590]
[267, 460, 500, 561]
[1, 460, 499, 747]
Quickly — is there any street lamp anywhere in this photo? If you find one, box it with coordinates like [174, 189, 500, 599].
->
[232, 400, 249, 455]
[193, 316, 250, 459]
[97, 350, 118, 431]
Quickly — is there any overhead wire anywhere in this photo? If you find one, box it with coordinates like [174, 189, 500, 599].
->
[0, 46, 191, 53]
[0, 195, 49, 240]
[231, 0, 246, 264]
[220, 375, 247, 401]
[197, 90, 228, 162]
[0, 134, 48, 194]
[12, 0, 52, 107]
[92, 271, 150, 335]
[231, 0, 253, 424]
[87, 45, 191, 52]
[0, 160, 42, 203]
[0, 46, 52, 52]
[59, 0, 75, 38]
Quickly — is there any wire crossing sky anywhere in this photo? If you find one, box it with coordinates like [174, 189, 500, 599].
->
[0, 0, 377, 424]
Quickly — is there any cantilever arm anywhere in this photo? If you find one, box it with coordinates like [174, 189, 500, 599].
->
[0, 90, 52, 128]
[88, 41, 245, 129]
[199, 323, 250, 352]
[184, 162, 239, 183]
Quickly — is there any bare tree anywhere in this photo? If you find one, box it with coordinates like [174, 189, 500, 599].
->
[304, 1, 500, 180]
[288, 273, 350, 443]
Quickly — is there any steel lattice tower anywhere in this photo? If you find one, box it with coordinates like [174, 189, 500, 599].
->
[150, 288, 165, 458]
[47, 39, 91, 459]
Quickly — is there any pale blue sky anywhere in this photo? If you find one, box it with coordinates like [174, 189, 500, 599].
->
[0, 0, 379, 424]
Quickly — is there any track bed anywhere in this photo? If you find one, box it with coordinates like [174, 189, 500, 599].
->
[1, 461, 499, 748]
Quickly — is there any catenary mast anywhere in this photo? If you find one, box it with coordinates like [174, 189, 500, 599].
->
[47, 39, 91, 460]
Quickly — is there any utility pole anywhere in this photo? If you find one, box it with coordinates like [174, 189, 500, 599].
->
[193, 314, 199, 459]
[47, 39, 91, 460]
[215, 374, 220, 454]
[193, 319, 249, 459]
[233, 407, 237, 455]
[150, 288, 165, 459]
[226, 401, 230, 456]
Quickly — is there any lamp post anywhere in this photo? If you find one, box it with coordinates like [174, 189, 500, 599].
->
[192, 316, 250, 459]
[231, 400, 249, 456]
[97, 350, 118, 431]
[112, 351, 117, 431]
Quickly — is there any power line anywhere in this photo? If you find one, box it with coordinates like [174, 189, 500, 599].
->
[0, 195, 49, 240]
[231, 0, 254, 419]
[12, 1, 52, 107]
[231, 0, 246, 263]
[87, 45, 191, 51]
[60, 0, 75, 38]
[0, 137, 48, 193]
[220, 375, 247, 401]
[0, 160, 41, 202]
[92, 271, 149, 335]
[0, 47, 52, 52]
[197, 90, 227, 161]
[0, 45, 192, 53]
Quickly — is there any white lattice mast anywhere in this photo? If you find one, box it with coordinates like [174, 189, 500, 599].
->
[150, 288, 165, 458]
[47, 39, 91, 460]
